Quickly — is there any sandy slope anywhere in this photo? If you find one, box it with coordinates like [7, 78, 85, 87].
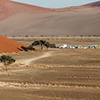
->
[0, 0, 53, 20]
[0, 35, 27, 52]
[0, 1, 100, 36]
[0, 7, 100, 36]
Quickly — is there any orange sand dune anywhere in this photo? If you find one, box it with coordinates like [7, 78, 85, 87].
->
[0, 35, 27, 53]
[1, 0, 99, 21]
[0, 0, 54, 20]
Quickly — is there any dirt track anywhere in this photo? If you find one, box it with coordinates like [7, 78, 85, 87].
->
[16, 51, 53, 65]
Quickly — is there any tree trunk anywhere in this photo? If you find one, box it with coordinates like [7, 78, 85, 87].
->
[5, 65, 8, 71]
[46, 48, 48, 51]
[4, 61, 8, 71]
[41, 44, 43, 50]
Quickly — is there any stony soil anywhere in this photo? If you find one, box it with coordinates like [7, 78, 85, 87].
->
[0, 47, 100, 100]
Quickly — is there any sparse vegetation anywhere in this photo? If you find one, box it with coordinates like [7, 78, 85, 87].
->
[0, 37, 100, 100]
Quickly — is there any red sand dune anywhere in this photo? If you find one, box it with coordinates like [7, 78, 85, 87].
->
[0, 35, 27, 53]
[0, 0, 54, 20]
[0, 0, 100, 20]
[0, 0, 99, 20]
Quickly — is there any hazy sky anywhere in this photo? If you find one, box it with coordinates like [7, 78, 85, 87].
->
[11, 0, 100, 8]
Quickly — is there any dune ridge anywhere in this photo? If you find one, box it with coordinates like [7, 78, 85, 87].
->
[0, 0, 100, 20]
[84, 1, 100, 7]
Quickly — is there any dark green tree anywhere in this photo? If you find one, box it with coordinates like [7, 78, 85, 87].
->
[45, 42, 50, 48]
[32, 40, 56, 49]
[50, 43, 56, 48]
[0, 55, 16, 70]
[32, 40, 46, 49]
[21, 46, 35, 51]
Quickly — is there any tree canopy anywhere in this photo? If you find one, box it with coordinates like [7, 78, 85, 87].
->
[32, 40, 56, 49]
[0, 55, 16, 70]
[21, 46, 35, 51]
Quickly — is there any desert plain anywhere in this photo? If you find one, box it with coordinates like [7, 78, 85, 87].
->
[0, 37, 100, 100]
[0, 0, 100, 100]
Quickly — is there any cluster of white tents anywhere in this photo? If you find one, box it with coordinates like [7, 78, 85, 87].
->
[57, 44, 97, 49]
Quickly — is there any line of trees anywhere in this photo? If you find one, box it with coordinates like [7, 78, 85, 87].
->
[21, 40, 56, 51]
[31, 40, 56, 49]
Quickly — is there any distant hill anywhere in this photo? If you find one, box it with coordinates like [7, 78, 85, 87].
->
[83, 1, 100, 7]
[55, 1, 100, 12]
[0, 0, 100, 36]
[0, 0, 54, 20]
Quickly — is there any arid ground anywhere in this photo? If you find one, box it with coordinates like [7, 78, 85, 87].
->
[0, 37, 100, 100]
[0, 1, 100, 100]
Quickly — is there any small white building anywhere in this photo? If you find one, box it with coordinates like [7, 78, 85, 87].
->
[57, 44, 67, 48]
[88, 45, 97, 49]
[67, 46, 74, 49]
[83, 47, 87, 49]
[63, 44, 67, 48]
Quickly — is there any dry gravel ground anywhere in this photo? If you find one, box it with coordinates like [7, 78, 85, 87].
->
[1, 37, 100, 100]
[33, 49, 100, 66]
[0, 64, 100, 100]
